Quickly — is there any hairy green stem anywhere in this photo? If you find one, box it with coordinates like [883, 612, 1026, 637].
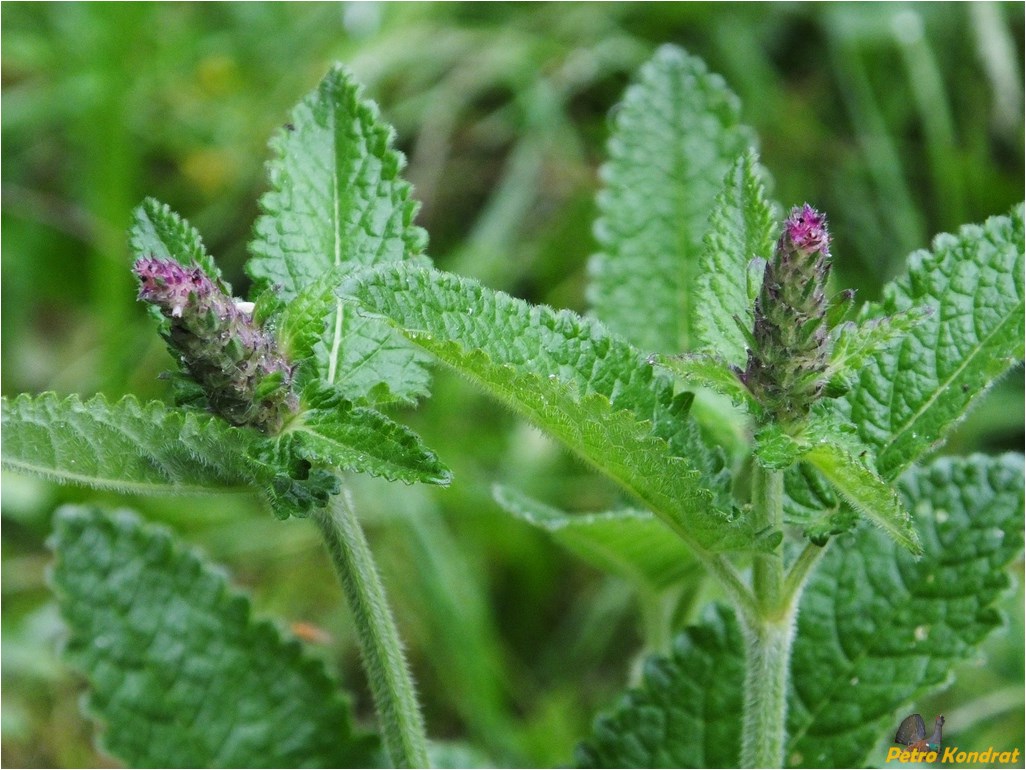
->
[741, 465, 792, 768]
[740, 615, 795, 769]
[313, 488, 430, 768]
[782, 540, 827, 609]
[751, 466, 784, 616]
[704, 551, 759, 622]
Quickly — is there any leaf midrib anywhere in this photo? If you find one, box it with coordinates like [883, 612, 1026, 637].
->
[327, 105, 345, 385]
[2, 458, 233, 496]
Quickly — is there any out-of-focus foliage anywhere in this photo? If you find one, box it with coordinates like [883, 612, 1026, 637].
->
[2, 4, 1022, 767]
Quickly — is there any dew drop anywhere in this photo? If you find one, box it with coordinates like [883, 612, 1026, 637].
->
[914, 625, 929, 641]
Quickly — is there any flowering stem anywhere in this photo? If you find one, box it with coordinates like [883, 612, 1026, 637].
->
[313, 488, 430, 769]
[741, 465, 792, 769]
[740, 612, 795, 769]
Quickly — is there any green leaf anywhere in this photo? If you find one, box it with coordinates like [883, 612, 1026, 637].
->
[1, 393, 251, 495]
[752, 423, 809, 471]
[342, 264, 724, 482]
[653, 352, 759, 415]
[275, 269, 341, 363]
[281, 385, 451, 486]
[248, 65, 430, 404]
[787, 454, 1025, 768]
[840, 204, 1025, 480]
[588, 45, 755, 354]
[803, 441, 921, 556]
[575, 604, 745, 768]
[129, 198, 227, 291]
[782, 463, 855, 546]
[824, 307, 928, 396]
[50, 505, 379, 768]
[493, 485, 694, 590]
[1, 393, 337, 521]
[694, 150, 777, 367]
[343, 265, 769, 554]
[751, 407, 862, 472]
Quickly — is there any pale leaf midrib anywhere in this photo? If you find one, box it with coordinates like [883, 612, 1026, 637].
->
[2, 458, 230, 496]
[327, 107, 344, 385]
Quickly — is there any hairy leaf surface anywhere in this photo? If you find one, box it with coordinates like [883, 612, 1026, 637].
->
[343, 265, 768, 553]
[787, 454, 1025, 768]
[51, 506, 379, 768]
[1, 393, 335, 520]
[654, 352, 759, 415]
[575, 604, 745, 768]
[2, 393, 251, 495]
[588, 45, 754, 354]
[282, 386, 451, 486]
[803, 442, 920, 556]
[694, 150, 777, 366]
[841, 205, 1024, 480]
[248, 65, 430, 403]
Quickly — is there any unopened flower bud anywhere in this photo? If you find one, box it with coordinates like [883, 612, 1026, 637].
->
[133, 257, 298, 433]
[741, 204, 834, 424]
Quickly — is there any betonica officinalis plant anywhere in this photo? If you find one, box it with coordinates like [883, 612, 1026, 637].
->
[3, 45, 1023, 769]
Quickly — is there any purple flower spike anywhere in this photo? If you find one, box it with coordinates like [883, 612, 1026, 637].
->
[133, 257, 298, 434]
[740, 204, 835, 424]
[134, 257, 217, 319]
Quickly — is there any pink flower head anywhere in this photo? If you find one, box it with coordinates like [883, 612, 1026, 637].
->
[783, 203, 831, 257]
[134, 256, 216, 319]
[132, 255, 297, 433]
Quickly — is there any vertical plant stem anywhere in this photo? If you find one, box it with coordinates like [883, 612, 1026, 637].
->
[313, 488, 430, 769]
[741, 464, 792, 769]
[751, 466, 784, 615]
[740, 614, 794, 769]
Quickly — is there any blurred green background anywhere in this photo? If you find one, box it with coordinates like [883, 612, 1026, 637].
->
[2, 3, 1023, 767]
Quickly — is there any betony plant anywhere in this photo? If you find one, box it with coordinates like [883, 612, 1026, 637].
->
[2, 46, 1023, 769]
